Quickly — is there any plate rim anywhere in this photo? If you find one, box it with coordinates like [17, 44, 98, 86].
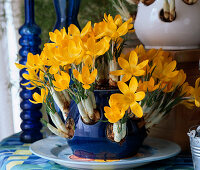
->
[30, 136, 181, 167]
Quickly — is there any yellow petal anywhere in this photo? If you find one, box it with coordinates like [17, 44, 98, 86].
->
[60, 27, 67, 37]
[41, 88, 47, 99]
[134, 70, 145, 76]
[167, 71, 179, 78]
[126, 17, 133, 24]
[111, 32, 119, 39]
[110, 70, 124, 76]
[164, 61, 176, 73]
[104, 106, 112, 114]
[137, 60, 149, 69]
[86, 37, 95, 52]
[52, 81, 61, 91]
[26, 86, 36, 90]
[135, 92, 145, 101]
[96, 37, 110, 56]
[61, 71, 70, 82]
[114, 14, 122, 26]
[54, 73, 61, 82]
[129, 51, 138, 66]
[90, 69, 97, 83]
[194, 78, 200, 107]
[22, 74, 30, 80]
[73, 69, 83, 83]
[129, 77, 138, 93]
[117, 81, 129, 95]
[68, 24, 80, 36]
[109, 93, 125, 108]
[81, 21, 91, 38]
[82, 66, 90, 80]
[73, 69, 80, 79]
[54, 87, 63, 92]
[149, 77, 154, 86]
[104, 106, 125, 123]
[195, 78, 200, 90]
[49, 65, 59, 75]
[83, 84, 90, 89]
[130, 102, 143, 118]
[15, 63, 26, 69]
[117, 22, 128, 36]
[195, 99, 200, 107]
[118, 57, 129, 70]
[104, 13, 108, 21]
[122, 74, 132, 82]
[32, 92, 42, 103]
[21, 82, 30, 86]
[29, 99, 39, 104]
[49, 29, 60, 43]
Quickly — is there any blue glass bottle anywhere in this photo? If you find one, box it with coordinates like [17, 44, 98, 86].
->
[53, 0, 81, 31]
[19, 0, 43, 143]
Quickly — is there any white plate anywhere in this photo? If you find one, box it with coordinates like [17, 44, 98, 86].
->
[30, 136, 181, 170]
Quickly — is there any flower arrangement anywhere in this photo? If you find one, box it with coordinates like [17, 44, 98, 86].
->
[16, 14, 200, 144]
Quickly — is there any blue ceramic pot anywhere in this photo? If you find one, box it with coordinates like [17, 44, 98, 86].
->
[67, 90, 147, 159]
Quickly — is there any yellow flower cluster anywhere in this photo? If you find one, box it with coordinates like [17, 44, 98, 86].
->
[94, 14, 133, 41]
[15, 13, 200, 128]
[110, 45, 192, 94]
[105, 44, 200, 123]
[105, 77, 145, 123]
[15, 14, 133, 105]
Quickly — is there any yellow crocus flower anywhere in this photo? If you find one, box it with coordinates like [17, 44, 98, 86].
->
[134, 44, 146, 58]
[94, 14, 133, 41]
[29, 88, 48, 104]
[153, 50, 172, 65]
[152, 60, 179, 82]
[110, 51, 148, 82]
[84, 35, 110, 60]
[104, 14, 122, 27]
[43, 45, 62, 74]
[68, 21, 92, 40]
[22, 69, 44, 90]
[54, 38, 84, 66]
[180, 82, 194, 97]
[179, 82, 195, 108]
[103, 14, 133, 40]
[104, 106, 125, 123]
[44, 38, 84, 69]
[68, 24, 81, 37]
[194, 78, 200, 107]
[159, 69, 186, 93]
[138, 77, 159, 92]
[49, 28, 67, 46]
[15, 53, 43, 71]
[52, 71, 70, 91]
[171, 69, 186, 88]
[159, 81, 174, 93]
[73, 66, 97, 90]
[93, 21, 107, 39]
[109, 77, 145, 118]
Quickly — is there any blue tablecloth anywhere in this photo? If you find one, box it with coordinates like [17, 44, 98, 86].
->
[0, 133, 194, 170]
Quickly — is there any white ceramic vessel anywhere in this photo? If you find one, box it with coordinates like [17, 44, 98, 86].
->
[134, 0, 200, 50]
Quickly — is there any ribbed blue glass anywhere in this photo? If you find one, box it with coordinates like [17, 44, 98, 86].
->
[18, 0, 43, 143]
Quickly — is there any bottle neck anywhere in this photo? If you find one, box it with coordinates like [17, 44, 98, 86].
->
[25, 0, 35, 24]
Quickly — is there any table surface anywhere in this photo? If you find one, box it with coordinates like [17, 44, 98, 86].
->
[0, 133, 194, 170]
